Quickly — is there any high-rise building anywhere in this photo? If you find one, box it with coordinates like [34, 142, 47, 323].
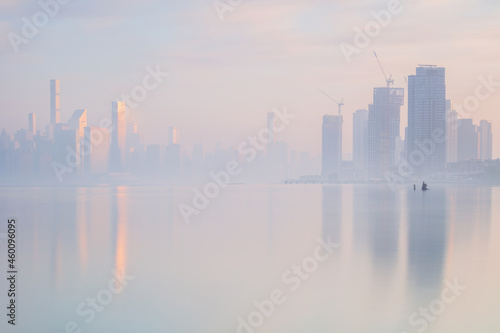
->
[407, 66, 447, 174]
[267, 112, 275, 150]
[478, 120, 492, 161]
[126, 121, 141, 166]
[165, 143, 181, 177]
[110, 101, 127, 171]
[28, 113, 36, 135]
[127, 122, 137, 136]
[168, 127, 180, 145]
[322, 115, 342, 178]
[368, 87, 404, 178]
[50, 79, 60, 125]
[193, 143, 204, 166]
[83, 127, 109, 175]
[353, 109, 368, 173]
[445, 100, 458, 164]
[53, 129, 80, 175]
[68, 109, 87, 139]
[146, 144, 163, 173]
[457, 119, 478, 161]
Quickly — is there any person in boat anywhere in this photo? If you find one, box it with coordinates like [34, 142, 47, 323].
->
[422, 181, 429, 191]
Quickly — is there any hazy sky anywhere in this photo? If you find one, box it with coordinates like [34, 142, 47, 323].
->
[1, 0, 500, 158]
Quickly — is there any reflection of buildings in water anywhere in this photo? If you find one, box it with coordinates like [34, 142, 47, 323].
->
[266, 186, 274, 255]
[50, 188, 79, 290]
[443, 186, 493, 281]
[352, 185, 369, 246]
[450, 186, 492, 247]
[165, 188, 175, 245]
[322, 185, 342, 244]
[111, 187, 128, 277]
[366, 186, 401, 275]
[407, 188, 448, 296]
[76, 187, 89, 269]
[475, 187, 492, 241]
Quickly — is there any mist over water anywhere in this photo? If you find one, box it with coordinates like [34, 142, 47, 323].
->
[0, 184, 498, 332]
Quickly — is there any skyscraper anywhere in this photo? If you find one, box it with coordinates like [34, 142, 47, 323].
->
[69, 109, 87, 139]
[267, 112, 275, 149]
[84, 127, 109, 175]
[478, 120, 492, 161]
[407, 66, 447, 174]
[192, 143, 204, 166]
[110, 101, 127, 171]
[368, 87, 404, 178]
[166, 127, 181, 178]
[50, 79, 60, 125]
[353, 109, 368, 173]
[445, 100, 458, 164]
[53, 129, 80, 175]
[457, 119, 478, 161]
[28, 113, 36, 135]
[168, 127, 180, 145]
[322, 115, 342, 178]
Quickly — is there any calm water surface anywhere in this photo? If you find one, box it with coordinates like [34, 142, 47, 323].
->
[0, 184, 498, 332]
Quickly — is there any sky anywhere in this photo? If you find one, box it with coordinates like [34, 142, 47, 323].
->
[1, 0, 500, 158]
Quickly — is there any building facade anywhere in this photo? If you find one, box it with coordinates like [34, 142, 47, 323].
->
[478, 120, 492, 161]
[322, 115, 343, 178]
[368, 87, 404, 178]
[110, 101, 126, 171]
[353, 109, 368, 174]
[50, 79, 60, 126]
[445, 100, 458, 164]
[407, 66, 447, 175]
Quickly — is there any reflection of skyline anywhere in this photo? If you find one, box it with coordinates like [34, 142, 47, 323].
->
[443, 186, 493, 278]
[76, 188, 89, 270]
[111, 187, 128, 277]
[0, 184, 498, 332]
[266, 186, 275, 255]
[451, 186, 493, 246]
[475, 187, 493, 242]
[366, 186, 400, 276]
[407, 189, 448, 297]
[321, 185, 342, 244]
[52, 188, 79, 291]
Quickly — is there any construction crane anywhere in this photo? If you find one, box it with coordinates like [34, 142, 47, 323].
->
[373, 51, 394, 88]
[317, 88, 344, 116]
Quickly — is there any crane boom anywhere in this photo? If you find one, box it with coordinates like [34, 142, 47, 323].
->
[373, 51, 394, 88]
[317, 88, 344, 116]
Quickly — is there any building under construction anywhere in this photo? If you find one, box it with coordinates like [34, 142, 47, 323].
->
[368, 87, 404, 178]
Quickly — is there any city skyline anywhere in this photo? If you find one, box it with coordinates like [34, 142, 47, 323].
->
[0, 67, 495, 183]
[2, 63, 497, 159]
[1, 1, 499, 158]
[1, 2, 500, 333]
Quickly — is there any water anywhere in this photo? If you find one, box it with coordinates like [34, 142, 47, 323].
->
[0, 184, 498, 332]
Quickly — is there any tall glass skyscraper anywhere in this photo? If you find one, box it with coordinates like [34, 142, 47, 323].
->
[445, 99, 458, 164]
[50, 79, 60, 125]
[479, 120, 493, 161]
[407, 66, 446, 175]
[322, 115, 342, 178]
[353, 109, 368, 174]
[368, 87, 404, 178]
[110, 101, 126, 171]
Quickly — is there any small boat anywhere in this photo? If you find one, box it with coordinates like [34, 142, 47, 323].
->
[422, 181, 429, 191]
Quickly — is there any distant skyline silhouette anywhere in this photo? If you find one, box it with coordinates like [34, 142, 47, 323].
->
[1, 1, 499, 158]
